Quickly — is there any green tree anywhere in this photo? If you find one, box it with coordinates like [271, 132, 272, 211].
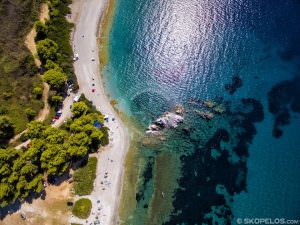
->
[25, 121, 46, 139]
[0, 148, 19, 179]
[67, 145, 88, 158]
[23, 139, 45, 163]
[71, 102, 88, 117]
[32, 87, 43, 99]
[35, 21, 48, 41]
[50, 95, 63, 106]
[45, 60, 62, 71]
[36, 38, 59, 63]
[0, 116, 14, 143]
[69, 132, 91, 147]
[43, 69, 67, 90]
[40, 144, 69, 176]
[0, 183, 11, 207]
[25, 108, 37, 120]
[44, 127, 67, 144]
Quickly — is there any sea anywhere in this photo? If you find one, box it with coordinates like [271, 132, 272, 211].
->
[102, 0, 300, 224]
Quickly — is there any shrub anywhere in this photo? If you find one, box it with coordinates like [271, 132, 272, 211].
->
[100, 126, 109, 146]
[25, 108, 37, 120]
[45, 60, 62, 71]
[37, 38, 59, 63]
[35, 21, 48, 41]
[71, 102, 88, 117]
[50, 95, 63, 106]
[73, 157, 97, 195]
[72, 198, 92, 219]
[0, 116, 15, 143]
[2, 92, 13, 100]
[33, 87, 43, 99]
[43, 69, 67, 90]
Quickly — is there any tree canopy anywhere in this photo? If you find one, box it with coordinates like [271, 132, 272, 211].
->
[0, 99, 109, 207]
[37, 38, 59, 63]
[43, 69, 67, 90]
[35, 21, 48, 41]
[71, 102, 88, 117]
[0, 116, 15, 143]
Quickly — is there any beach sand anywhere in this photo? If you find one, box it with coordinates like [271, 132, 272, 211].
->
[69, 0, 130, 224]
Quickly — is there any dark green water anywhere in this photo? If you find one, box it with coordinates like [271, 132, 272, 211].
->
[103, 0, 300, 224]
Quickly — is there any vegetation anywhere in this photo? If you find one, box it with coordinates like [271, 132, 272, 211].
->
[0, 0, 44, 133]
[35, 0, 77, 86]
[43, 69, 67, 90]
[72, 198, 92, 219]
[25, 108, 38, 120]
[71, 102, 89, 117]
[0, 100, 109, 207]
[0, 116, 15, 144]
[36, 38, 59, 63]
[74, 157, 97, 195]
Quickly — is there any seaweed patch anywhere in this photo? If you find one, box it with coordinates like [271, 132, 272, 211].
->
[268, 76, 300, 138]
[165, 98, 264, 224]
[225, 75, 243, 95]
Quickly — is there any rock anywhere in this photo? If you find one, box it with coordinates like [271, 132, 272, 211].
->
[204, 100, 216, 108]
[146, 105, 184, 135]
[196, 110, 214, 120]
[175, 104, 184, 115]
[213, 104, 226, 114]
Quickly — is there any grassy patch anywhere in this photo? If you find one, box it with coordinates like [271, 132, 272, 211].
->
[0, 0, 44, 133]
[72, 198, 92, 219]
[74, 157, 97, 195]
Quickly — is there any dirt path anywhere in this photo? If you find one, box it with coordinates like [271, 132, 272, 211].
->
[26, 3, 50, 121]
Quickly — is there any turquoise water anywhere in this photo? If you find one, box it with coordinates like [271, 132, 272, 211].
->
[104, 0, 300, 224]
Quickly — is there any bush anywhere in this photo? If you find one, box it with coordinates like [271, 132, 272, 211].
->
[33, 87, 43, 99]
[73, 157, 97, 195]
[45, 60, 62, 71]
[37, 38, 59, 63]
[35, 21, 48, 41]
[71, 102, 88, 117]
[0, 116, 15, 143]
[72, 198, 92, 219]
[43, 69, 67, 90]
[2, 92, 13, 100]
[100, 126, 109, 146]
[50, 95, 63, 106]
[0, 107, 8, 115]
[25, 108, 37, 120]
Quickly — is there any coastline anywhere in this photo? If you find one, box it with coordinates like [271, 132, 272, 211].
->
[70, 0, 130, 224]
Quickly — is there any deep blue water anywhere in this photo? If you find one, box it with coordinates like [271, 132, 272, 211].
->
[104, 0, 300, 224]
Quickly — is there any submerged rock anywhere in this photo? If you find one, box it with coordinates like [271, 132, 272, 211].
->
[196, 110, 214, 120]
[213, 104, 226, 114]
[204, 100, 216, 108]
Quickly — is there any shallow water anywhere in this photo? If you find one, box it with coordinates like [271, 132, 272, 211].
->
[103, 0, 300, 224]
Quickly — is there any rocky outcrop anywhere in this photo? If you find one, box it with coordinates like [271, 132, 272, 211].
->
[146, 105, 184, 135]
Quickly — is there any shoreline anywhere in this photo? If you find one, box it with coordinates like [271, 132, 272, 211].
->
[70, 0, 130, 224]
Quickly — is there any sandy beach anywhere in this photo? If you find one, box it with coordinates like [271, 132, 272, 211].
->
[69, 0, 130, 224]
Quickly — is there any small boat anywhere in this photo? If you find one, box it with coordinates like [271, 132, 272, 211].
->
[161, 192, 165, 198]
